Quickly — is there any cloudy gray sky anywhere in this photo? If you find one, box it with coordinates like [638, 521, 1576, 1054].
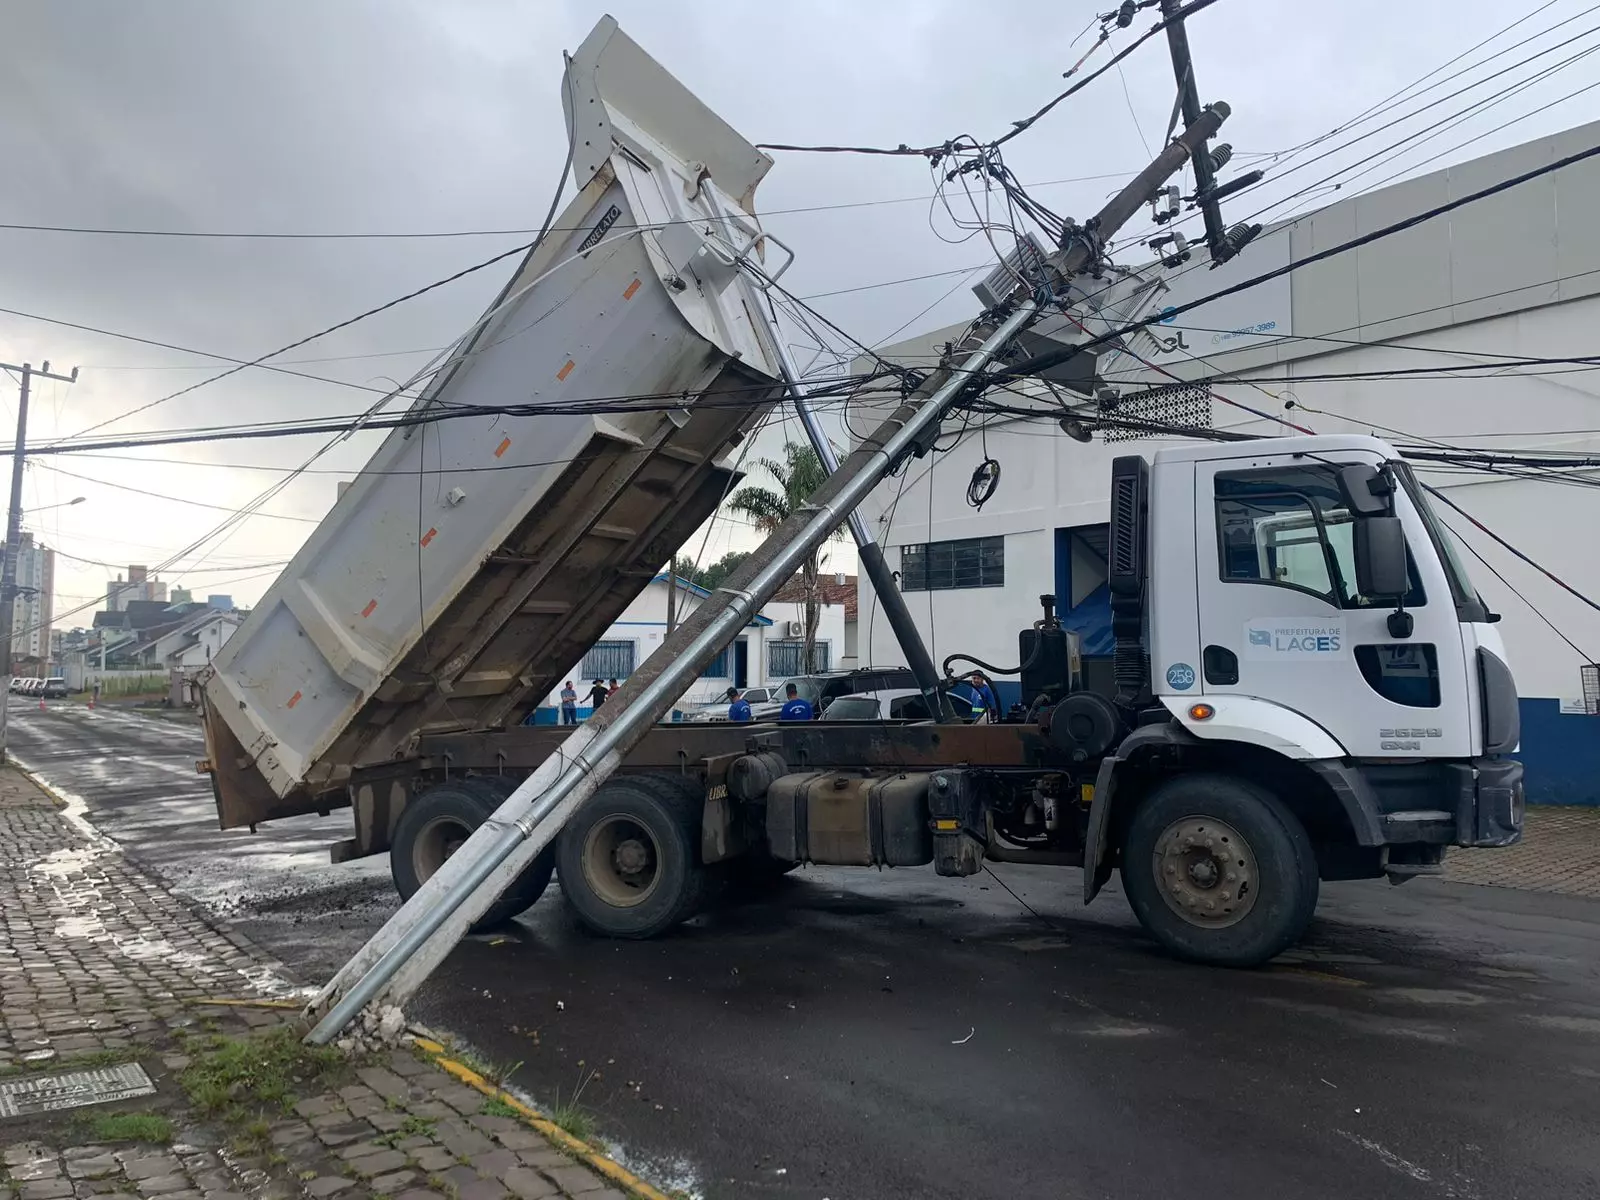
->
[3, 0, 1598, 622]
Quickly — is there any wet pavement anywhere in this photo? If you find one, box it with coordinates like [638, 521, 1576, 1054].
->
[9, 699, 1600, 1200]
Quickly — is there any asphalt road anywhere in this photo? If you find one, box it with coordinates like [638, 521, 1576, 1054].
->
[10, 699, 1600, 1200]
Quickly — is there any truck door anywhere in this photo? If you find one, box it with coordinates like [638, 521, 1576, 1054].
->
[1191, 453, 1473, 759]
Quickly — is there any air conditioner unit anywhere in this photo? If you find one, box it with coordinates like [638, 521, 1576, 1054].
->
[785, 620, 805, 637]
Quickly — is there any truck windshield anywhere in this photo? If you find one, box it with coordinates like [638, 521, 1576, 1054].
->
[1390, 462, 1490, 623]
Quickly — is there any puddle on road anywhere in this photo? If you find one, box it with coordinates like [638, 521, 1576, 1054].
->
[1380, 987, 1491, 1007]
[15, 752, 307, 1000]
[1526, 1013, 1600, 1035]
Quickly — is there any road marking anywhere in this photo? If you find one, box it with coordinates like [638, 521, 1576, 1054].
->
[413, 1037, 676, 1200]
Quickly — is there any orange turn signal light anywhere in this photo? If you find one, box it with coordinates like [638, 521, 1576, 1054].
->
[1188, 703, 1215, 721]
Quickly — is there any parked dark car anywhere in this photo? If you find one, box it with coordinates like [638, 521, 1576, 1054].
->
[42, 677, 68, 698]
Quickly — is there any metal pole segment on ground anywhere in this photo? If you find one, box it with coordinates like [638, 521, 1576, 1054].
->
[305, 302, 1041, 1044]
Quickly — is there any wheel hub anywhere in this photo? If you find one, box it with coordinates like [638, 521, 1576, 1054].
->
[1152, 815, 1259, 929]
[414, 817, 472, 883]
[581, 815, 662, 909]
[613, 837, 652, 876]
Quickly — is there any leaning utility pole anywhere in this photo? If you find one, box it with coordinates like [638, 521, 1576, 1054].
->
[1156, 0, 1261, 263]
[306, 101, 1232, 1043]
[0, 359, 76, 761]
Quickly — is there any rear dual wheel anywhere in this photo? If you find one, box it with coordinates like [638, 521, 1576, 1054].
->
[556, 773, 712, 938]
[389, 777, 555, 931]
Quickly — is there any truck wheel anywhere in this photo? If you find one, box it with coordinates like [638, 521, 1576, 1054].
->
[390, 778, 555, 931]
[1120, 774, 1318, 968]
[556, 773, 708, 938]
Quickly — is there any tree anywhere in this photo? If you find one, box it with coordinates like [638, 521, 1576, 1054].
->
[727, 442, 841, 674]
[698, 551, 751, 592]
[667, 551, 750, 592]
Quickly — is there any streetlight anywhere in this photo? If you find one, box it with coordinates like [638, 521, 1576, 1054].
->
[27, 496, 85, 515]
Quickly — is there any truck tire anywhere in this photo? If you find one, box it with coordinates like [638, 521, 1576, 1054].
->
[1120, 773, 1319, 968]
[556, 772, 709, 938]
[390, 778, 555, 931]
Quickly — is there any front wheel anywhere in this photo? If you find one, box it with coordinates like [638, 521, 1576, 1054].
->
[1120, 774, 1318, 967]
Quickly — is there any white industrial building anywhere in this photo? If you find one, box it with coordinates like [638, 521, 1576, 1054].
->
[855, 119, 1600, 806]
[530, 571, 849, 722]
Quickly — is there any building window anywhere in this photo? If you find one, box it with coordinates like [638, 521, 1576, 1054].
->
[581, 639, 635, 680]
[900, 536, 1005, 591]
[700, 648, 729, 679]
[768, 640, 831, 678]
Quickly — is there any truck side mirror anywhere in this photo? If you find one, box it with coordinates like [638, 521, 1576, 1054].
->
[1337, 464, 1391, 517]
[1354, 515, 1408, 598]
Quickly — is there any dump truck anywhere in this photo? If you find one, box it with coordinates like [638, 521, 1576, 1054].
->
[199, 17, 1524, 971]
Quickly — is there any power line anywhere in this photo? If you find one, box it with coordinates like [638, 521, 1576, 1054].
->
[1439, 517, 1595, 659]
[756, 0, 1221, 157]
[1419, 480, 1600, 615]
[1113, 354, 1600, 392]
[30, 459, 322, 523]
[1095, 10, 1600, 300]
[0, 303, 427, 401]
[48, 544, 287, 573]
[1000, 137, 1600, 383]
[1258, 0, 1567, 166]
[1238, 32, 1600, 224]
[0, 172, 1145, 243]
[49, 236, 542, 443]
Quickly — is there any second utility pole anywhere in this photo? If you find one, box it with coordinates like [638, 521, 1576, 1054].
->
[0, 359, 78, 761]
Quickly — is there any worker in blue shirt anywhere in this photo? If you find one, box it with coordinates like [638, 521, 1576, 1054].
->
[778, 682, 814, 721]
[967, 672, 999, 724]
[726, 686, 752, 722]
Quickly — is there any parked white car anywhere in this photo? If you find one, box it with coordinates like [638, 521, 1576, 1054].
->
[681, 685, 778, 723]
[820, 688, 976, 723]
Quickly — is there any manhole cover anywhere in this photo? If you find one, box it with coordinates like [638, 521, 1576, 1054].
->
[0, 1063, 155, 1118]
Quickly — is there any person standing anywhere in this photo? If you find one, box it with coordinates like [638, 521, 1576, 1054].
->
[968, 672, 998, 724]
[559, 680, 578, 725]
[778, 682, 814, 722]
[607, 678, 620, 698]
[587, 679, 609, 711]
[726, 686, 752, 723]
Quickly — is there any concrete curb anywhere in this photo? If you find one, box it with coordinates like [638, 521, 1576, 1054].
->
[412, 1036, 674, 1200]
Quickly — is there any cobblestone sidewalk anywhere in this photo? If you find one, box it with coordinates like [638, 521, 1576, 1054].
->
[1444, 804, 1600, 898]
[0, 768, 644, 1200]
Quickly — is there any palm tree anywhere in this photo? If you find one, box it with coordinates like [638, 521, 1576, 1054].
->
[727, 442, 841, 674]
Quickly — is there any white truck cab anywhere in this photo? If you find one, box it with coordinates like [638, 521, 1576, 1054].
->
[1081, 434, 1523, 953]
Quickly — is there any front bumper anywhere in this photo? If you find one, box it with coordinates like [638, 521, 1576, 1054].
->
[1306, 756, 1524, 848]
[1450, 757, 1524, 847]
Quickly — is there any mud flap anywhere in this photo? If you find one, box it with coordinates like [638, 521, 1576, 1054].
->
[1082, 756, 1121, 904]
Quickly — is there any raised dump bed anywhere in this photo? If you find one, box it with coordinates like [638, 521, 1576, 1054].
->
[199, 16, 784, 828]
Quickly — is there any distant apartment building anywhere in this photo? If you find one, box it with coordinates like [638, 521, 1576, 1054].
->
[11, 533, 55, 666]
[106, 564, 167, 612]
